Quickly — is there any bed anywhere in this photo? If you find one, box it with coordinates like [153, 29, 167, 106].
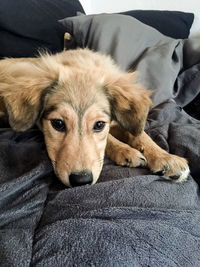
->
[0, 1, 200, 266]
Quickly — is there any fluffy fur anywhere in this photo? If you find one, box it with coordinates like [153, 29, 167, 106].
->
[0, 48, 189, 186]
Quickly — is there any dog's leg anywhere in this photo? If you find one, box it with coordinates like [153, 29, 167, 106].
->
[108, 123, 189, 182]
[106, 133, 147, 167]
[129, 131, 189, 182]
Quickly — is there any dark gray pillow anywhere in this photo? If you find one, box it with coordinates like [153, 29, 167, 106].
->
[59, 13, 183, 106]
[60, 13, 171, 70]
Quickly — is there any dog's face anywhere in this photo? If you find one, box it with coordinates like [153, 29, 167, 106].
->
[40, 73, 111, 186]
[0, 49, 152, 187]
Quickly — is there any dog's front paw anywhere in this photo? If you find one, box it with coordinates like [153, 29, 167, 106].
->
[110, 143, 147, 168]
[147, 152, 189, 182]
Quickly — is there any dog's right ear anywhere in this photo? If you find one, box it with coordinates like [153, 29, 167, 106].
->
[0, 58, 58, 131]
[105, 72, 152, 136]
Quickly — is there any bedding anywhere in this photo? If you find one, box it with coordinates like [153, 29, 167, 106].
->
[120, 10, 194, 39]
[80, 0, 200, 38]
[0, 0, 85, 58]
[1, 12, 200, 267]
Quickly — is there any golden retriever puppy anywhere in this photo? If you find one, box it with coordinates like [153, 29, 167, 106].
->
[0, 48, 189, 186]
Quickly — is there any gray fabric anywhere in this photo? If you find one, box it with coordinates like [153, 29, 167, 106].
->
[1, 102, 200, 266]
[32, 175, 200, 267]
[60, 13, 172, 70]
[60, 13, 200, 107]
[0, 130, 53, 266]
[1, 13, 200, 267]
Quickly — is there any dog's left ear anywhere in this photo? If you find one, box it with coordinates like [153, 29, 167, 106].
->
[0, 59, 58, 131]
[105, 72, 152, 136]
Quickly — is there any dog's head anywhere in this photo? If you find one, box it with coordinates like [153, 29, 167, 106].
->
[0, 49, 152, 187]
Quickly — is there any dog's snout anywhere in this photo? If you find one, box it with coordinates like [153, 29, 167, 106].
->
[69, 171, 93, 187]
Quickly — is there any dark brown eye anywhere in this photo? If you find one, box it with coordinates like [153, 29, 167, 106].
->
[93, 121, 105, 132]
[50, 119, 66, 132]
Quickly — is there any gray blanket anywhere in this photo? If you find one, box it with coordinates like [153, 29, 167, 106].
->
[1, 14, 200, 267]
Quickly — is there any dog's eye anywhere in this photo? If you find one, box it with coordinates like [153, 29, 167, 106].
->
[93, 121, 105, 132]
[50, 119, 66, 132]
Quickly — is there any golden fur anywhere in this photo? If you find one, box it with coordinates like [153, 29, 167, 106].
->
[0, 48, 189, 186]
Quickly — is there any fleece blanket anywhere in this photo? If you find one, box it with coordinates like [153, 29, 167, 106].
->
[1, 14, 200, 267]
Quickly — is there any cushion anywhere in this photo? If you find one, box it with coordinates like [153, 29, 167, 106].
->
[59, 13, 187, 107]
[0, 0, 85, 58]
[59, 13, 171, 69]
[120, 10, 194, 39]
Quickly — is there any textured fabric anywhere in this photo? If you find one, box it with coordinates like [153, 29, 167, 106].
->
[1, 107, 200, 266]
[0, 130, 53, 266]
[0, 0, 85, 58]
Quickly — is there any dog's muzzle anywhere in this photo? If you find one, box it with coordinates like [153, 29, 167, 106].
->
[69, 171, 93, 187]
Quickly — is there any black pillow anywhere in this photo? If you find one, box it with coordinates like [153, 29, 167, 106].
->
[0, 0, 85, 58]
[120, 10, 194, 39]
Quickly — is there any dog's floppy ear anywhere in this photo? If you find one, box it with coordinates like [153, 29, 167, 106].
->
[105, 72, 152, 136]
[0, 58, 58, 131]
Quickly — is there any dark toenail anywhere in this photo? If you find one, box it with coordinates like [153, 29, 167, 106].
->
[163, 165, 170, 171]
[125, 159, 131, 166]
[140, 147, 144, 153]
[169, 175, 180, 180]
[155, 170, 165, 176]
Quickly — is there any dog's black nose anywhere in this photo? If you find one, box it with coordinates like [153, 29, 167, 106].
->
[69, 171, 93, 187]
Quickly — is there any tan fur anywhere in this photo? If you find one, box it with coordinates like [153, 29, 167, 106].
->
[108, 123, 189, 182]
[0, 48, 189, 186]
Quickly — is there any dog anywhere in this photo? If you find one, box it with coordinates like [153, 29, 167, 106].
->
[0, 48, 189, 187]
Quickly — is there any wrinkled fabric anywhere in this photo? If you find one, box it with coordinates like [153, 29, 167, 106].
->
[60, 14, 200, 107]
